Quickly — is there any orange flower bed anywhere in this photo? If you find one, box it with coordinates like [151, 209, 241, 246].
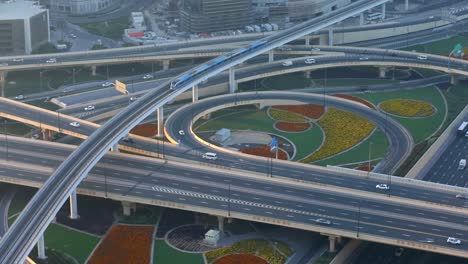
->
[333, 94, 375, 109]
[130, 123, 158, 137]
[275, 122, 310, 132]
[272, 104, 325, 119]
[356, 165, 374, 171]
[88, 225, 154, 264]
[240, 145, 288, 160]
[214, 254, 268, 264]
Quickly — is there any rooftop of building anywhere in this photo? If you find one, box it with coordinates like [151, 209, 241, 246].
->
[0, 0, 47, 20]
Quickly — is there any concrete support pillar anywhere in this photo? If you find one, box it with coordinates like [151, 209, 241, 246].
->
[122, 201, 136, 216]
[268, 50, 274, 63]
[69, 190, 79, 220]
[48, 129, 53, 139]
[157, 106, 164, 138]
[328, 28, 334, 46]
[91, 65, 97, 76]
[41, 129, 48, 140]
[381, 3, 386, 20]
[192, 85, 198, 103]
[0, 71, 7, 97]
[359, 13, 364, 25]
[337, 236, 343, 244]
[328, 236, 336, 253]
[111, 142, 119, 152]
[379, 67, 387, 78]
[405, 0, 409, 10]
[229, 67, 237, 94]
[162, 60, 170, 70]
[451, 74, 459, 85]
[304, 71, 311, 79]
[305, 36, 310, 46]
[217, 216, 225, 233]
[37, 234, 46, 260]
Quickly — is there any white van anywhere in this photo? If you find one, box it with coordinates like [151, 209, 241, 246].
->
[459, 159, 466, 170]
[202, 152, 218, 160]
[282, 61, 293, 66]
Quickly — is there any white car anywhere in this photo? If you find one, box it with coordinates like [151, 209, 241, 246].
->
[447, 237, 462, 245]
[311, 47, 321, 52]
[417, 55, 427, 60]
[304, 58, 316, 64]
[178, 130, 185, 136]
[359, 57, 369, 61]
[69, 121, 80, 127]
[14, 95, 24, 100]
[12, 58, 23, 62]
[84, 105, 95, 111]
[130, 96, 138, 101]
[46, 58, 57, 63]
[69, 34, 77, 39]
[315, 218, 331, 225]
[456, 194, 468, 199]
[376, 183, 390, 190]
[282, 61, 293, 66]
[143, 74, 154, 80]
[101, 82, 114, 87]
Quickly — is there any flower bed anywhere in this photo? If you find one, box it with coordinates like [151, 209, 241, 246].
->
[333, 94, 375, 109]
[214, 254, 268, 264]
[379, 99, 435, 117]
[302, 108, 375, 163]
[206, 239, 269, 263]
[272, 104, 325, 119]
[240, 145, 288, 160]
[130, 123, 157, 137]
[88, 225, 154, 264]
[269, 108, 307, 122]
[257, 245, 286, 264]
[356, 165, 374, 171]
[275, 122, 311, 132]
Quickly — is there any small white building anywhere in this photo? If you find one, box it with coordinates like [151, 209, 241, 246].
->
[131, 12, 146, 31]
[204, 229, 220, 246]
[213, 128, 231, 143]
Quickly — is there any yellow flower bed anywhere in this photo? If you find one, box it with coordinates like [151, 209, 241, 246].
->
[301, 108, 375, 163]
[380, 99, 434, 117]
[205, 239, 270, 263]
[257, 245, 286, 264]
[269, 108, 307, 123]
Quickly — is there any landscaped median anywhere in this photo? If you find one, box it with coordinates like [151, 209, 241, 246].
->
[302, 108, 375, 163]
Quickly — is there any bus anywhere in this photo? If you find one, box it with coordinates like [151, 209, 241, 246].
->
[457, 121, 468, 136]
[366, 12, 383, 21]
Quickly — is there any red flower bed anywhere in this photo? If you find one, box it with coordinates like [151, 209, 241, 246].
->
[130, 123, 158, 137]
[333, 94, 375, 109]
[275, 122, 310, 132]
[272, 104, 325, 119]
[240, 145, 288, 160]
[214, 254, 268, 264]
[356, 165, 374, 171]
[88, 225, 154, 264]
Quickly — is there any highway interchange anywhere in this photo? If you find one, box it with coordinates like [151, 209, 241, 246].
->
[0, 0, 468, 261]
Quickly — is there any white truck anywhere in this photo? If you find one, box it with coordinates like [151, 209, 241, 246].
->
[459, 159, 466, 170]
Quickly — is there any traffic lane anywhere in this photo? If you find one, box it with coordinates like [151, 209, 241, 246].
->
[3, 165, 464, 250]
[1, 144, 466, 226]
[166, 92, 468, 207]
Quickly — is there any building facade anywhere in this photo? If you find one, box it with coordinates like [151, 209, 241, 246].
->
[180, 0, 254, 33]
[47, 0, 120, 15]
[0, 1, 50, 55]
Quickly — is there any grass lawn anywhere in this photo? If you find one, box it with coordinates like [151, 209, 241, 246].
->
[44, 224, 100, 264]
[153, 240, 204, 264]
[315, 252, 337, 264]
[314, 129, 388, 166]
[404, 34, 468, 55]
[8, 187, 35, 217]
[195, 109, 323, 160]
[356, 87, 446, 143]
[80, 16, 129, 40]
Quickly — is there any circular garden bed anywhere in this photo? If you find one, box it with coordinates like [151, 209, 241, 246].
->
[379, 99, 435, 117]
[214, 253, 268, 264]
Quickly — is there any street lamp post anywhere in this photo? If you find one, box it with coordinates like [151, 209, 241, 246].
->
[356, 200, 361, 238]
[367, 141, 373, 177]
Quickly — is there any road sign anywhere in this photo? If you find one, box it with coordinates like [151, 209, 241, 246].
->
[453, 43, 464, 57]
[115, 80, 128, 95]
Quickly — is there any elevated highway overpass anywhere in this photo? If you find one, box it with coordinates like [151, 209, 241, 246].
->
[0, 136, 467, 257]
[2, 0, 465, 262]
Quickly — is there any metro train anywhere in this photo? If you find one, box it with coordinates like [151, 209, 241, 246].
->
[170, 40, 266, 89]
